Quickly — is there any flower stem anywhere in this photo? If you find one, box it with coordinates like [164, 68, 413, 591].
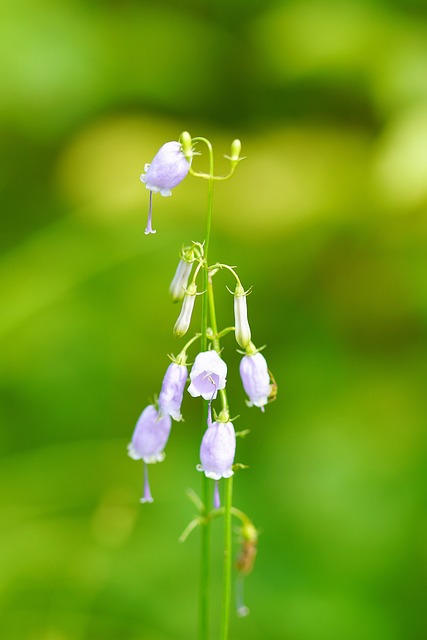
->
[199, 463, 211, 640]
[196, 138, 234, 640]
[220, 475, 234, 640]
[207, 275, 233, 640]
[199, 140, 214, 640]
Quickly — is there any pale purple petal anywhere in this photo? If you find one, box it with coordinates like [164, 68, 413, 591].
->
[158, 362, 188, 421]
[128, 404, 172, 463]
[188, 350, 227, 401]
[141, 141, 190, 194]
[240, 352, 271, 410]
[198, 421, 236, 480]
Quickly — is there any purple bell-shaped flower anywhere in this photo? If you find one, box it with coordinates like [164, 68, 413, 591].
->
[240, 350, 271, 411]
[158, 362, 188, 422]
[188, 350, 227, 401]
[198, 419, 236, 480]
[128, 404, 172, 503]
[140, 141, 190, 235]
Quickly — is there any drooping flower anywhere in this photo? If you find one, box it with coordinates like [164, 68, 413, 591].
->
[158, 361, 188, 421]
[173, 282, 197, 338]
[234, 283, 251, 349]
[127, 404, 172, 503]
[140, 141, 190, 235]
[188, 350, 227, 400]
[240, 349, 271, 411]
[198, 419, 236, 480]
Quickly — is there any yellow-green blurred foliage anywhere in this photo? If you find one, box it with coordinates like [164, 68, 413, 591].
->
[1, 0, 426, 639]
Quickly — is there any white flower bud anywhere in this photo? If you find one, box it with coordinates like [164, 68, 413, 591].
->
[173, 282, 197, 338]
[169, 249, 194, 303]
[234, 283, 251, 349]
[180, 131, 193, 161]
[230, 139, 241, 162]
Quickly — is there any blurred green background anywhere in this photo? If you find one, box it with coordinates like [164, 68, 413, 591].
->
[1, 0, 427, 639]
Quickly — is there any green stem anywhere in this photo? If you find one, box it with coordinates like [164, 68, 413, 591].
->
[199, 141, 215, 640]
[220, 476, 234, 640]
[199, 450, 211, 640]
[207, 275, 233, 640]
[196, 137, 234, 640]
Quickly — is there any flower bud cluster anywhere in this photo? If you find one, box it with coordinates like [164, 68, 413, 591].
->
[132, 135, 275, 520]
[128, 246, 276, 501]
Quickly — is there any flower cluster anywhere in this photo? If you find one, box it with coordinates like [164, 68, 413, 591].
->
[128, 137, 276, 506]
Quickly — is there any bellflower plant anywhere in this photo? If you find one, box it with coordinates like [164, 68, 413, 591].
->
[128, 132, 277, 640]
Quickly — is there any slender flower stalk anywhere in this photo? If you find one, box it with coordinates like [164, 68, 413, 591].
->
[199, 150, 214, 640]
[220, 476, 233, 640]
